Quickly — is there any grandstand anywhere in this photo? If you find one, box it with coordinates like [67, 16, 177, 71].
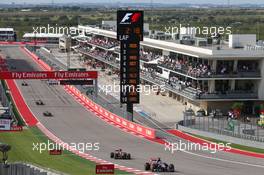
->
[0, 28, 16, 41]
[72, 25, 264, 114]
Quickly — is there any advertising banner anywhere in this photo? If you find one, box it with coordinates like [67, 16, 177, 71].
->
[96, 164, 114, 174]
[0, 119, 11, 130]
[0, 71, 98, 79]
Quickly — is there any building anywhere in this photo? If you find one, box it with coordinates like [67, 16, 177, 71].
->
[149, 30, 172, 40]
[59, 35, 72, 51]
[23, 33, 64, 44]
[73, 25, 264, 114]
[0, 28, 16, 41]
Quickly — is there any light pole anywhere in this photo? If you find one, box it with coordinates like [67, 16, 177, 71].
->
[66, 36, 72, 70]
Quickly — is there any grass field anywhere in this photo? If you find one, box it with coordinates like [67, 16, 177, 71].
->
[190, 133, 264, 154]
[0, 127, 131, 175]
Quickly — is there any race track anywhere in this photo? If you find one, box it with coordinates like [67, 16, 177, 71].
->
[2, 46, 264, 175]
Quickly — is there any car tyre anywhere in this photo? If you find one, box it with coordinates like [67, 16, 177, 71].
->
[126, 153, 131, 159]
[110, 152, 114, 158]
[122, 153, 127, 159]
[168, 164, 175, 172]
[144, 163, 150, 171]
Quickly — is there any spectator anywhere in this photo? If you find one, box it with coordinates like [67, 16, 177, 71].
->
[158, 57, 211, 77]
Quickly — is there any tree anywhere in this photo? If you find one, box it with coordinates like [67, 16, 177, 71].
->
[0, 143, 11, 166]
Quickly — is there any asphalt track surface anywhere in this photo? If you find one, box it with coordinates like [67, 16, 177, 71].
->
[2, 46, 264, 175]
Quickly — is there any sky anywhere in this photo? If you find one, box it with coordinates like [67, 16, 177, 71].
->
[2, 0, 264, 5]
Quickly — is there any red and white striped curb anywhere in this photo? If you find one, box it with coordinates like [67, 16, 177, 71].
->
[63, 85, 156, 139]
[64, 86, 148, 139]
[37, 122, 156, 175]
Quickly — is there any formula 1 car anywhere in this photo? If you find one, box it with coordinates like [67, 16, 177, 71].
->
[110, 149, 131, 159]
[43, 111, 53, 117]
[21, 81, 28, 86]
[145, 158, 174, 172]
[36, 100, 44, 105]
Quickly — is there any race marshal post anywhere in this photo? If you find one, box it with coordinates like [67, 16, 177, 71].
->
[117, 10, 144, 121]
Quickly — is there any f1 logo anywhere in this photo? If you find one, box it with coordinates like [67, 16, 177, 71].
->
[117, 10, 144, 41]
[120, 12, 141, 24]
[120, 13, 133, 24]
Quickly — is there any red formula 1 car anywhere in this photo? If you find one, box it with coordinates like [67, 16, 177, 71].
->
[110, 149, 131, 160]
[145, 158, 175, 172]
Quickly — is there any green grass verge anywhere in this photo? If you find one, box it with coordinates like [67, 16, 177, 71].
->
[190, 133, 264, 154]
[1, 80, 25, 126]
[0, 127, 131, 175]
